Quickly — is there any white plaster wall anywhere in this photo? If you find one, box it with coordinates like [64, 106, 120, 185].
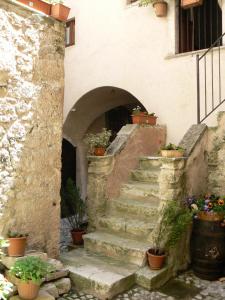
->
[64, 0, 225, 143]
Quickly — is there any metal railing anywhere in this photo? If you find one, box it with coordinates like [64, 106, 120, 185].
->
[196, 32, 225, 124]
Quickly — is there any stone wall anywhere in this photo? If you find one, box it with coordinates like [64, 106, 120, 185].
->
[0, 0, 65, 257]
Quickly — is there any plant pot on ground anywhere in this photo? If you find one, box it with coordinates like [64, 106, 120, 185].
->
[61, 178, 87, 245]
[17, 0, 51, 15]
[160, 143, 185, 158]
[7, 231, 28, 257]
[139, 0, 168, 17]
[84, 128, 112, 156]
[9, 256, 54, 300]
[147, 200, 193, 270]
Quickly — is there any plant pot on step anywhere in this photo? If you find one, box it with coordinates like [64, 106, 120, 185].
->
[17, 0, 51, 15]
[71, 229, 86, 245]
[161, 149, 184, 158]
[17, 281, 40, 300]
[51, 3, 71, 21]
[147, 249, 166, 270]
[181, 0, 203, 9]
[94, 147, 106, 156]
[145, 115, 157, 125]
[153, 0, 168, 17]
[8, 237, 27, 257]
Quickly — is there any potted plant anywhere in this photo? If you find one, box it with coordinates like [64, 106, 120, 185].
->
[181, 0, 203, 9]
[145, 112, 158, 125]
[9, 256, 54, 300]
[139, 0, 168, 17]
[147, 200, 193, 269]
[84, 128, 112, 156]
[61, 178, 86, 245]
[16, 0, 51, 15]
[7, 231, 28, 257]
[160, 143, 185, 158]
[46, 0, 71, 21]
[131, 106, 148, 124]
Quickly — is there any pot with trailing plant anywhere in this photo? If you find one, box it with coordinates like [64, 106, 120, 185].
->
[160, 143, 185, 158]
[61, 178, 86, 245]
[147, 200, 193, 270]
[84, 128, 112, 156]
[139, 0, 168, 17]
[131, 106, 147, 124]
[46, 0, 71, 21]
[7, 231, 28, 257]
[9, 256, 54, 300]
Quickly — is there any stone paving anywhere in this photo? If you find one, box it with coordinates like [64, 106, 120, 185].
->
[58, 270, 225, 300]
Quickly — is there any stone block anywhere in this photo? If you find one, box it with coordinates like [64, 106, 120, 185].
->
[45, 269, 69, 282]
[40, 283, 59, 298]
[54, 278, 71, 295]
[10, 290, 55, 300]
[2, 251, 48, 269]
[47, 258, 64, 270]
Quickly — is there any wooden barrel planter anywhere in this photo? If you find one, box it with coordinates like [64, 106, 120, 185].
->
[191, 216, 225, 280]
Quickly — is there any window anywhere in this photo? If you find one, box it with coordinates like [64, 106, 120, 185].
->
[65, 18, 75, 47]
[178, 0, 222, 53]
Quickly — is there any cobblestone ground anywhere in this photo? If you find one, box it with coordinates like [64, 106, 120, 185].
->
[58, 270, 225, 300]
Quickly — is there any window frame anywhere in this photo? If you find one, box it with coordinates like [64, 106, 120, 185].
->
[65, 17, 75, 48]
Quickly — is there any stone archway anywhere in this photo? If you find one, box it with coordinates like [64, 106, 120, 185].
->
[63, 86, 147, 199]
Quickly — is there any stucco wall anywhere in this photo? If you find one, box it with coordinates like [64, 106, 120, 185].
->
[0, 0, 65, 257]
[64, 0, 225, 144]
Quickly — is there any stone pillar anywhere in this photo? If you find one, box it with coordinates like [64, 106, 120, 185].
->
[87, 155, 114, 230]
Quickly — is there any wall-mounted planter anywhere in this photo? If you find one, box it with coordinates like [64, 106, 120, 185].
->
[153, 0, 168, 17]
[181, 0, 203, 9]
[51, 3, 71, 21]
[17, 0, 51, 15]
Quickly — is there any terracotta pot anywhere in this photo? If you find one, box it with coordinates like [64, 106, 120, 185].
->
[145, 115, 157, 125]
[197, 212, 225, 222]
[51, 4, 71, 21]
[132, 113, 147, 124]
[147, 249, 166, 270]
[161, 149, 184, 158]
[17, 0, 51, 15]
[8, 237, 27, 257]
[71, 229, 86, 245]
[94, 147, 106, 156]
[181, 0, 203, 9]
[153, 1, 168, 17]
[18, 281, 40, 300]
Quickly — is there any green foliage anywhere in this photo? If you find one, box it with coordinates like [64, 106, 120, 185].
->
[152, 201, 193, 254]
[7, 231, 28, 238]
[10, 257, 54, 285]
[161, 143, 184, 151]
[139, 0, 159, 6]
[61, 178, 86, 230]
[84, 128, 112, 150]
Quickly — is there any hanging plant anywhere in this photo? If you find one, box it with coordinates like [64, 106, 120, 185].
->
[139, 0, 168, 17]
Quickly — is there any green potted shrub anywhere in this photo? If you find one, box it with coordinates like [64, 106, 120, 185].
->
[9, 256, 54, 300]
[160, 143, 185, 158]
[7, 231, 28, 257]
[147, 200, 193, 270]
[84, 128, 112, 156]
[61, 178, 86, 245]
[139, 0, 168, 17]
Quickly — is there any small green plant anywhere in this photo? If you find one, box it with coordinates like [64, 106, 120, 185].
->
[61, 178, 86, 230]
[84, 128, 111, 150]
[7, 231, 28, 238]
[152, 200, 193, 254]
[161, 143, 184, 151]
[139, 0, 160, 6]
[10, 256, 54, 285]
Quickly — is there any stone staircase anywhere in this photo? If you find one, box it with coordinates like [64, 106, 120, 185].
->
[61, 157, 171, 300]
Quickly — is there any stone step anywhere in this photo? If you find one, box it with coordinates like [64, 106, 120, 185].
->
[110, 197, 159, 220]
[139, 156, 162, 170]
[84, 231, 149, 266]
[130, 169, 159, 183]
[121, 182, 159, 199]
[60, 248, 137, 300]
[98, 216, 155, 239]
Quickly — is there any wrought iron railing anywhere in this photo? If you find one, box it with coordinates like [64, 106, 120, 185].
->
[196, 32, 225, 124]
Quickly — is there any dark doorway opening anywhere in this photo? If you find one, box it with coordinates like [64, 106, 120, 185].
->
[61, 139, 76, 188]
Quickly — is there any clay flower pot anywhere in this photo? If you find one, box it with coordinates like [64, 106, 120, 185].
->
[145, 115, 157, 125]
[153, 1, 168, 17]
[94, 147, 106, 156]
[147, 249, 166, 270]
[17, 0, 51, 15]
[71, 229, 86, 245]
[132, 112, 147, 124]
[161, 149, 184, 158]
[197, 212, 225, 222]
[181, 0, 203, 9]
[18, 281, 40, 300]
[8, 237, 27, 257]
[51, 4, 71, 21]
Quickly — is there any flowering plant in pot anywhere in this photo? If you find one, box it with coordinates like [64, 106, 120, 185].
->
[7, 231, 28, 257]
[147, 200, 193, 270]
[139, 0, 168, 17]
[45, 0, 71, 21]
[131, 106, 147, 124]
[9, 256, 54, 300]
[61, 178, 86, 245]
[84, 128, 112, 156]
[160, 143, 185, 158]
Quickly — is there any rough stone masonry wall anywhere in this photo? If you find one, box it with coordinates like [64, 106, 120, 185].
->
[0, 0, 65, 257]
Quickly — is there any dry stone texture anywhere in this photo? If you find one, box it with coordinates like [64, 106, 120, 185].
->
[0, 0, 65, 257]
